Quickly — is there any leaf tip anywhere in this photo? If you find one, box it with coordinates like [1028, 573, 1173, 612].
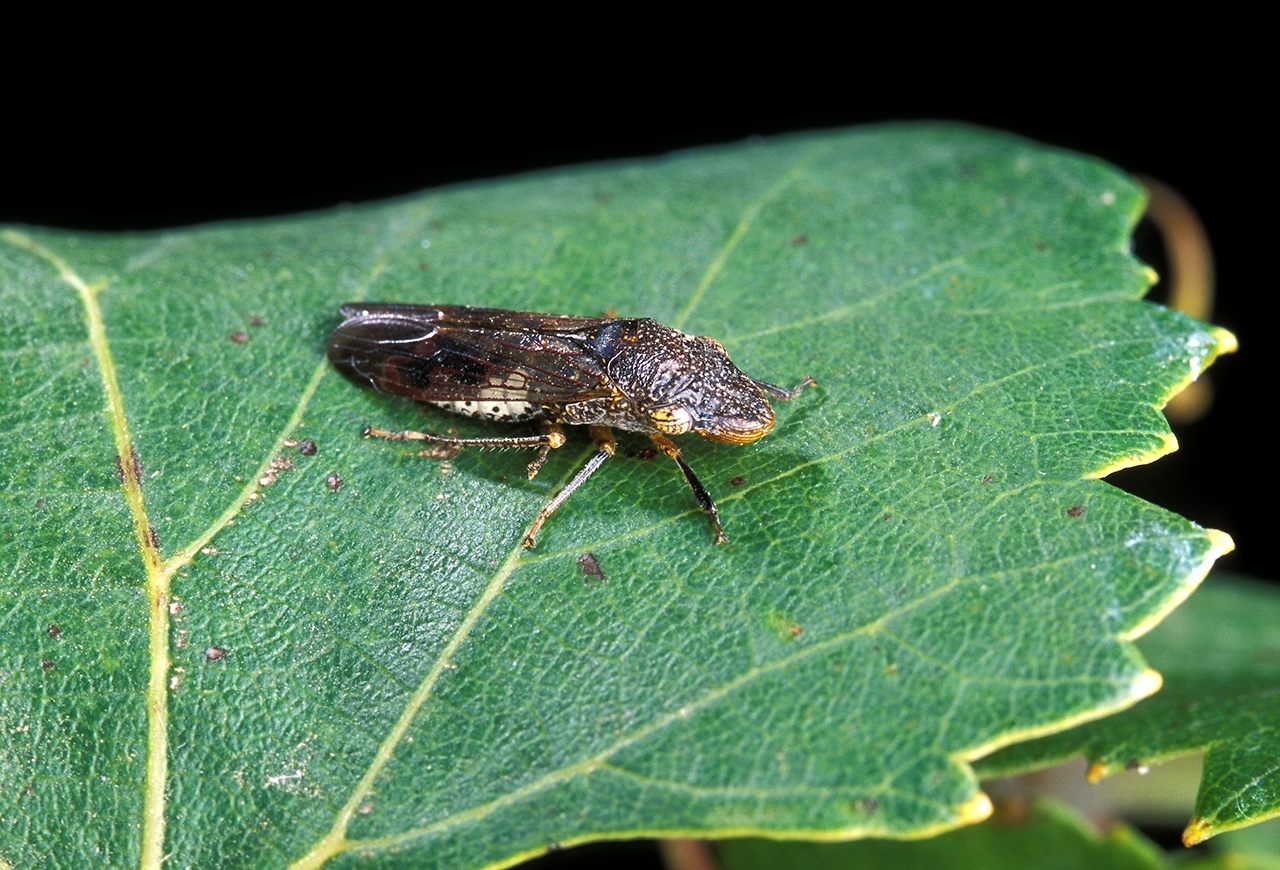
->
[1211, 326, 1239, 356]
[1206, 528, 1236, 559]
[1182, 816, 1213, 846]
[959, 792, 994, 825]
[1085, 432, 1179, 479]
[1120, 527, 1231, 641]
[1133, 667, 1163, 700]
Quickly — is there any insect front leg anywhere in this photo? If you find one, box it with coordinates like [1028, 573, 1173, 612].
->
[523, 425, 616, 549]
[649, 433, 728, 545]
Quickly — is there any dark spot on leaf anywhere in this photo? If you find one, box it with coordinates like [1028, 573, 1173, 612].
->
[789, 623, 802, 637]
[327, 473, 344, 492]
[577, 552, 606, 582]
[248, 315, 264, 326]
[882, 513, 892, 521]
[429, 219, 445, 230]
[1035, 242, 1047, 252]
[230, 330, 249, 344]
[41, 659, 54, 671]
[1126, 758, 1150, 774]
[205, 646, 227, 662]
[147, 526, 160, 550]
[594, 191, 611, 205]
[1067, 505, 1085, 517]
[791, 234, 808, 245]
[729, 475, 746, 487]
[299, 439, 317, 456]
[855, 797, 879, 815]
[131, 448, 143, 481]
[885, 663, 897, 676]
[418, 262, 430, 270]
[981, 475, 992, 483]
[47, 624, 61, 638]
[80, 357, 89, 366]
[115, 454, 125, 482]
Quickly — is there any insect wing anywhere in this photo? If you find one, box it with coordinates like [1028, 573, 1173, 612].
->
[327, 304, 616, 404]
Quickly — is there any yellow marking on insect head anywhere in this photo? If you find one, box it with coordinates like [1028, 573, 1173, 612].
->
[649, 405, 694, 435]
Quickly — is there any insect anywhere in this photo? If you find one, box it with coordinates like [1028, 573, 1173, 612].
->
[327, 303, 814, 547]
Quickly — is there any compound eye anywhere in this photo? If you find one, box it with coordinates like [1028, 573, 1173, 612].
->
[649, 405, 695, 435]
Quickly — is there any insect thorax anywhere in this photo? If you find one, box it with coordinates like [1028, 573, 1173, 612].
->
[555, 397, 655, 433]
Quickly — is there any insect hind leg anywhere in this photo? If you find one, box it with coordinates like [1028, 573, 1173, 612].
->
[363, 426, 558, 459]
[523, 426, 615, 548]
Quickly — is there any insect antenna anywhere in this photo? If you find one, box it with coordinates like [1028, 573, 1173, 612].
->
[752, 375, 816, 401]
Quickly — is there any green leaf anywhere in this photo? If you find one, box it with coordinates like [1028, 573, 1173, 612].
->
[716, 798, 1167, 870]
[0, 125, 1233, 869]
[976, 575, 1280, 845]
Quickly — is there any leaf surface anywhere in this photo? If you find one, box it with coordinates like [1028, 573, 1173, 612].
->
[0, 125, 1233, 869]
[716, 798, 1167, 870]
[976, 575, 1280, 845]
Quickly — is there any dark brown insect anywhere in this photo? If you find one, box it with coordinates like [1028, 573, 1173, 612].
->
[327, 303, 814, 547]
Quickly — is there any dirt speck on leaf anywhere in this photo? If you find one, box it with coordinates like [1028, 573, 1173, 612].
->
[577, 552, 606, 582]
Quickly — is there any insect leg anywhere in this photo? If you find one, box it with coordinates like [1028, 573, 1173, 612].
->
[363, 426, 557, 454]
[522, 425, 616, 548]
[751, 375, 817, 401]
[525, 421, 567, 480]
[649, 433, 728, 545]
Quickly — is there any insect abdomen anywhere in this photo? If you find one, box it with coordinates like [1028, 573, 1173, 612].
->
[429, 400, 542, 423]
